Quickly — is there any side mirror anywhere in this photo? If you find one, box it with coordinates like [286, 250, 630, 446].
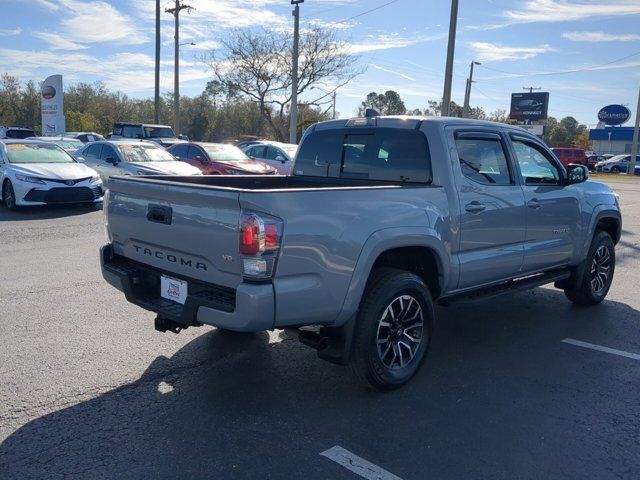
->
[195, 155, 206, 164]
[179, 134, 189, 141]
[76, 156, 86, 163]
[567, 164, 588, 184]
[275, 155, 286, 163]
[105, 157, 119, 165]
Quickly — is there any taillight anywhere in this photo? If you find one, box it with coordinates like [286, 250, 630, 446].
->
[239, 212, 283, 279]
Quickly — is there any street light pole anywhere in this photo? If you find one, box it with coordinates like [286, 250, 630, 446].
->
[462, 61, 480, 118]
[441, 0, 459, 117]
[629, 87, 640, 175]
[289, 0, 303, 144]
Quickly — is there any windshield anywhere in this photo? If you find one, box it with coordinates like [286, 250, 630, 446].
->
[203, 144, 251, 163]
[606, 155, 627, 162]
[119, 144, 176, 162]
[5, 143, 75, 164]
[144, 126, 175, 138]
[54, 140, 84, 152]
[7, 129, 35, 139]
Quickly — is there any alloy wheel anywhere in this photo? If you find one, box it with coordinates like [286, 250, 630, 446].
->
[590, 245, 611, 294]
[376, 295, 424, 369]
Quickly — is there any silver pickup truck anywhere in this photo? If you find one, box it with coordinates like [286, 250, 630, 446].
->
[101, 115, 621, 389]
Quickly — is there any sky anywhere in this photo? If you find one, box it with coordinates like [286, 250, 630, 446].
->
[1, 0, 640, 127]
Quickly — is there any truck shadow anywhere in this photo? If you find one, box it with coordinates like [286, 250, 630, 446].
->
[1, 290, 639, 479]
[0, 203, 100, 221]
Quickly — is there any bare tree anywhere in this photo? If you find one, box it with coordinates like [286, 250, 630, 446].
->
[206, 27, 362, 142]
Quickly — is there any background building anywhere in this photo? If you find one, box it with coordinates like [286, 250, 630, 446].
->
[589, 127, 636, 155]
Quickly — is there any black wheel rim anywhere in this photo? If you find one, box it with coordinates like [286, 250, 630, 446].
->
[4, 184, 14, 208]
[590, 245, 611, 294]
[376, 295, 424, 370]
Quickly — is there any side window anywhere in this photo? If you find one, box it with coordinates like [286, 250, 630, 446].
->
[342, 135, 370, 178]
[100, 145, 118, 161]
[511, 139, 561, 185]
[455, 135, 512, 186]
[187, 146, 201, 160]
[250, 146, 266, 158]
[172, 145, 188, 158]
[122, 126, 140, 138]
[85, 144, 102, 159]
[265, 146, 281, 160]
[113, 126, 123, 136]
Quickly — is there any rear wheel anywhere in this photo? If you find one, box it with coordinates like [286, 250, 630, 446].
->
[564, 230, 615, 306]
[350, 268, 434, 390]
[2, 180, 17, 210]
[611, 166, 620, 173]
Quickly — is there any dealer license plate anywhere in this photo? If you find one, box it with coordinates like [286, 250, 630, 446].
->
[160, 275, 188, 305]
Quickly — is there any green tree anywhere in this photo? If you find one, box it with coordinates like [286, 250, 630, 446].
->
[573, 130, 592, 150]
[358, 90, 407, 116]
[549, 125, 569, 147]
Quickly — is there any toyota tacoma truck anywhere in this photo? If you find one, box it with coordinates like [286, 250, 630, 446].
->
[100, 114, 621, 390]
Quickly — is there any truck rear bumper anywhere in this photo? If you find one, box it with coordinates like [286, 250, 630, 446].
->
[100, 244, 275, 332]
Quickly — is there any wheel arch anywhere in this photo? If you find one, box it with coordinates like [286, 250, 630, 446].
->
[334, 227, 450, 327]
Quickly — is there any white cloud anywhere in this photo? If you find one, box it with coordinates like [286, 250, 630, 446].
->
[32, 31, 87, 51]
[369, 63, 415, 81]
[469, 42, 554, 62]
[0, 27, 22, 37]
[346, 33, 444, 55]
[504, 0, 640, 24]
[30, 0, 61, 11]
[562, 31, 640, 42]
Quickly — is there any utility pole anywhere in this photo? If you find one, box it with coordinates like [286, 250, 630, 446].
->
[629, 87, 640, 175]
[154, 0, 160, 124]
[462, 61, 480, 118]
[289, 0, 304, 143]
[332, 91, 336, 120]
[523, 86, 541, 94]
[441, 0, 459, 117]
[166, 0, 193, 135]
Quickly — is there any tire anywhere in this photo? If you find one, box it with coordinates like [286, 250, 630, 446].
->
[350, 268, 435, 390]
[564, 230, 615, 306]
[611, 166, 620, 173]
[2, 180, 17, 210]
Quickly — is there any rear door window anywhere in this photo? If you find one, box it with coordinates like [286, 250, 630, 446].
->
[85, 144, 102, 158]
[171, 144, 188, 158]
[295, 128, 431, 183]
[455, 135, 512, 186]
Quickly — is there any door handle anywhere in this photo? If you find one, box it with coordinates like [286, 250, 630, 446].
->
[147, 204, 172, 225]
[527, 199, 541, 209]
[465, 201, 486, 213]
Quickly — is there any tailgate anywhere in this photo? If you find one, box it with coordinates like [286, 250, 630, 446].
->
[106, 177, 243, 289]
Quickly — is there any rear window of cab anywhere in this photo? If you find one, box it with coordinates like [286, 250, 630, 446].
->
[294, 128, 432, 183]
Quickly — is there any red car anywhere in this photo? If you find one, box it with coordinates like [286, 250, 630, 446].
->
[167, 142, 277, 175]
[551, 148, 587, 168]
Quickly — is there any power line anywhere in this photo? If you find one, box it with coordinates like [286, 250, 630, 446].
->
[478, 49, 640, 78]
[339, 0, 401, 23]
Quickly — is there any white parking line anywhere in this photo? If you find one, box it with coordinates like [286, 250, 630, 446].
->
[562, 338, 640, 361]
[320, 446, 403, 480]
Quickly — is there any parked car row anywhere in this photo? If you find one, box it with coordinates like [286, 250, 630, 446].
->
[595, 154, 640, 173]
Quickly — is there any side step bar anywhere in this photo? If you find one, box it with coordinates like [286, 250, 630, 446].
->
[439, 269, 571, 306]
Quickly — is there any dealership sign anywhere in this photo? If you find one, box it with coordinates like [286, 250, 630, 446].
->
[41, 74, 65, 136]
[509, 92, 550, 122]
[597, 104, 630, 126]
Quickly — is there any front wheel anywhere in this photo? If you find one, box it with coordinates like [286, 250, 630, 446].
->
[564, 230, 615, 306]
[611, 166, 620, 173]
[2, 180, 17, 210]
[350, 268, 434, 390]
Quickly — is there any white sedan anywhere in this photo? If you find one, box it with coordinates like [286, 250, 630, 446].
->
[76, 140, 202, 184]
[0, 140, 103, 210]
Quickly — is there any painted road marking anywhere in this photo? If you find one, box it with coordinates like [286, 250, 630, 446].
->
[562, 338, 640, 361]
[320, 446, 403, 480]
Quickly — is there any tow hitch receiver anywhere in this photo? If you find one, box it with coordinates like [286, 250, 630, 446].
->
[155, 316, 188, 334]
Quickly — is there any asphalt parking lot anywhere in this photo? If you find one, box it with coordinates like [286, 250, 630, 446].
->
[1, 177, 639, 480]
